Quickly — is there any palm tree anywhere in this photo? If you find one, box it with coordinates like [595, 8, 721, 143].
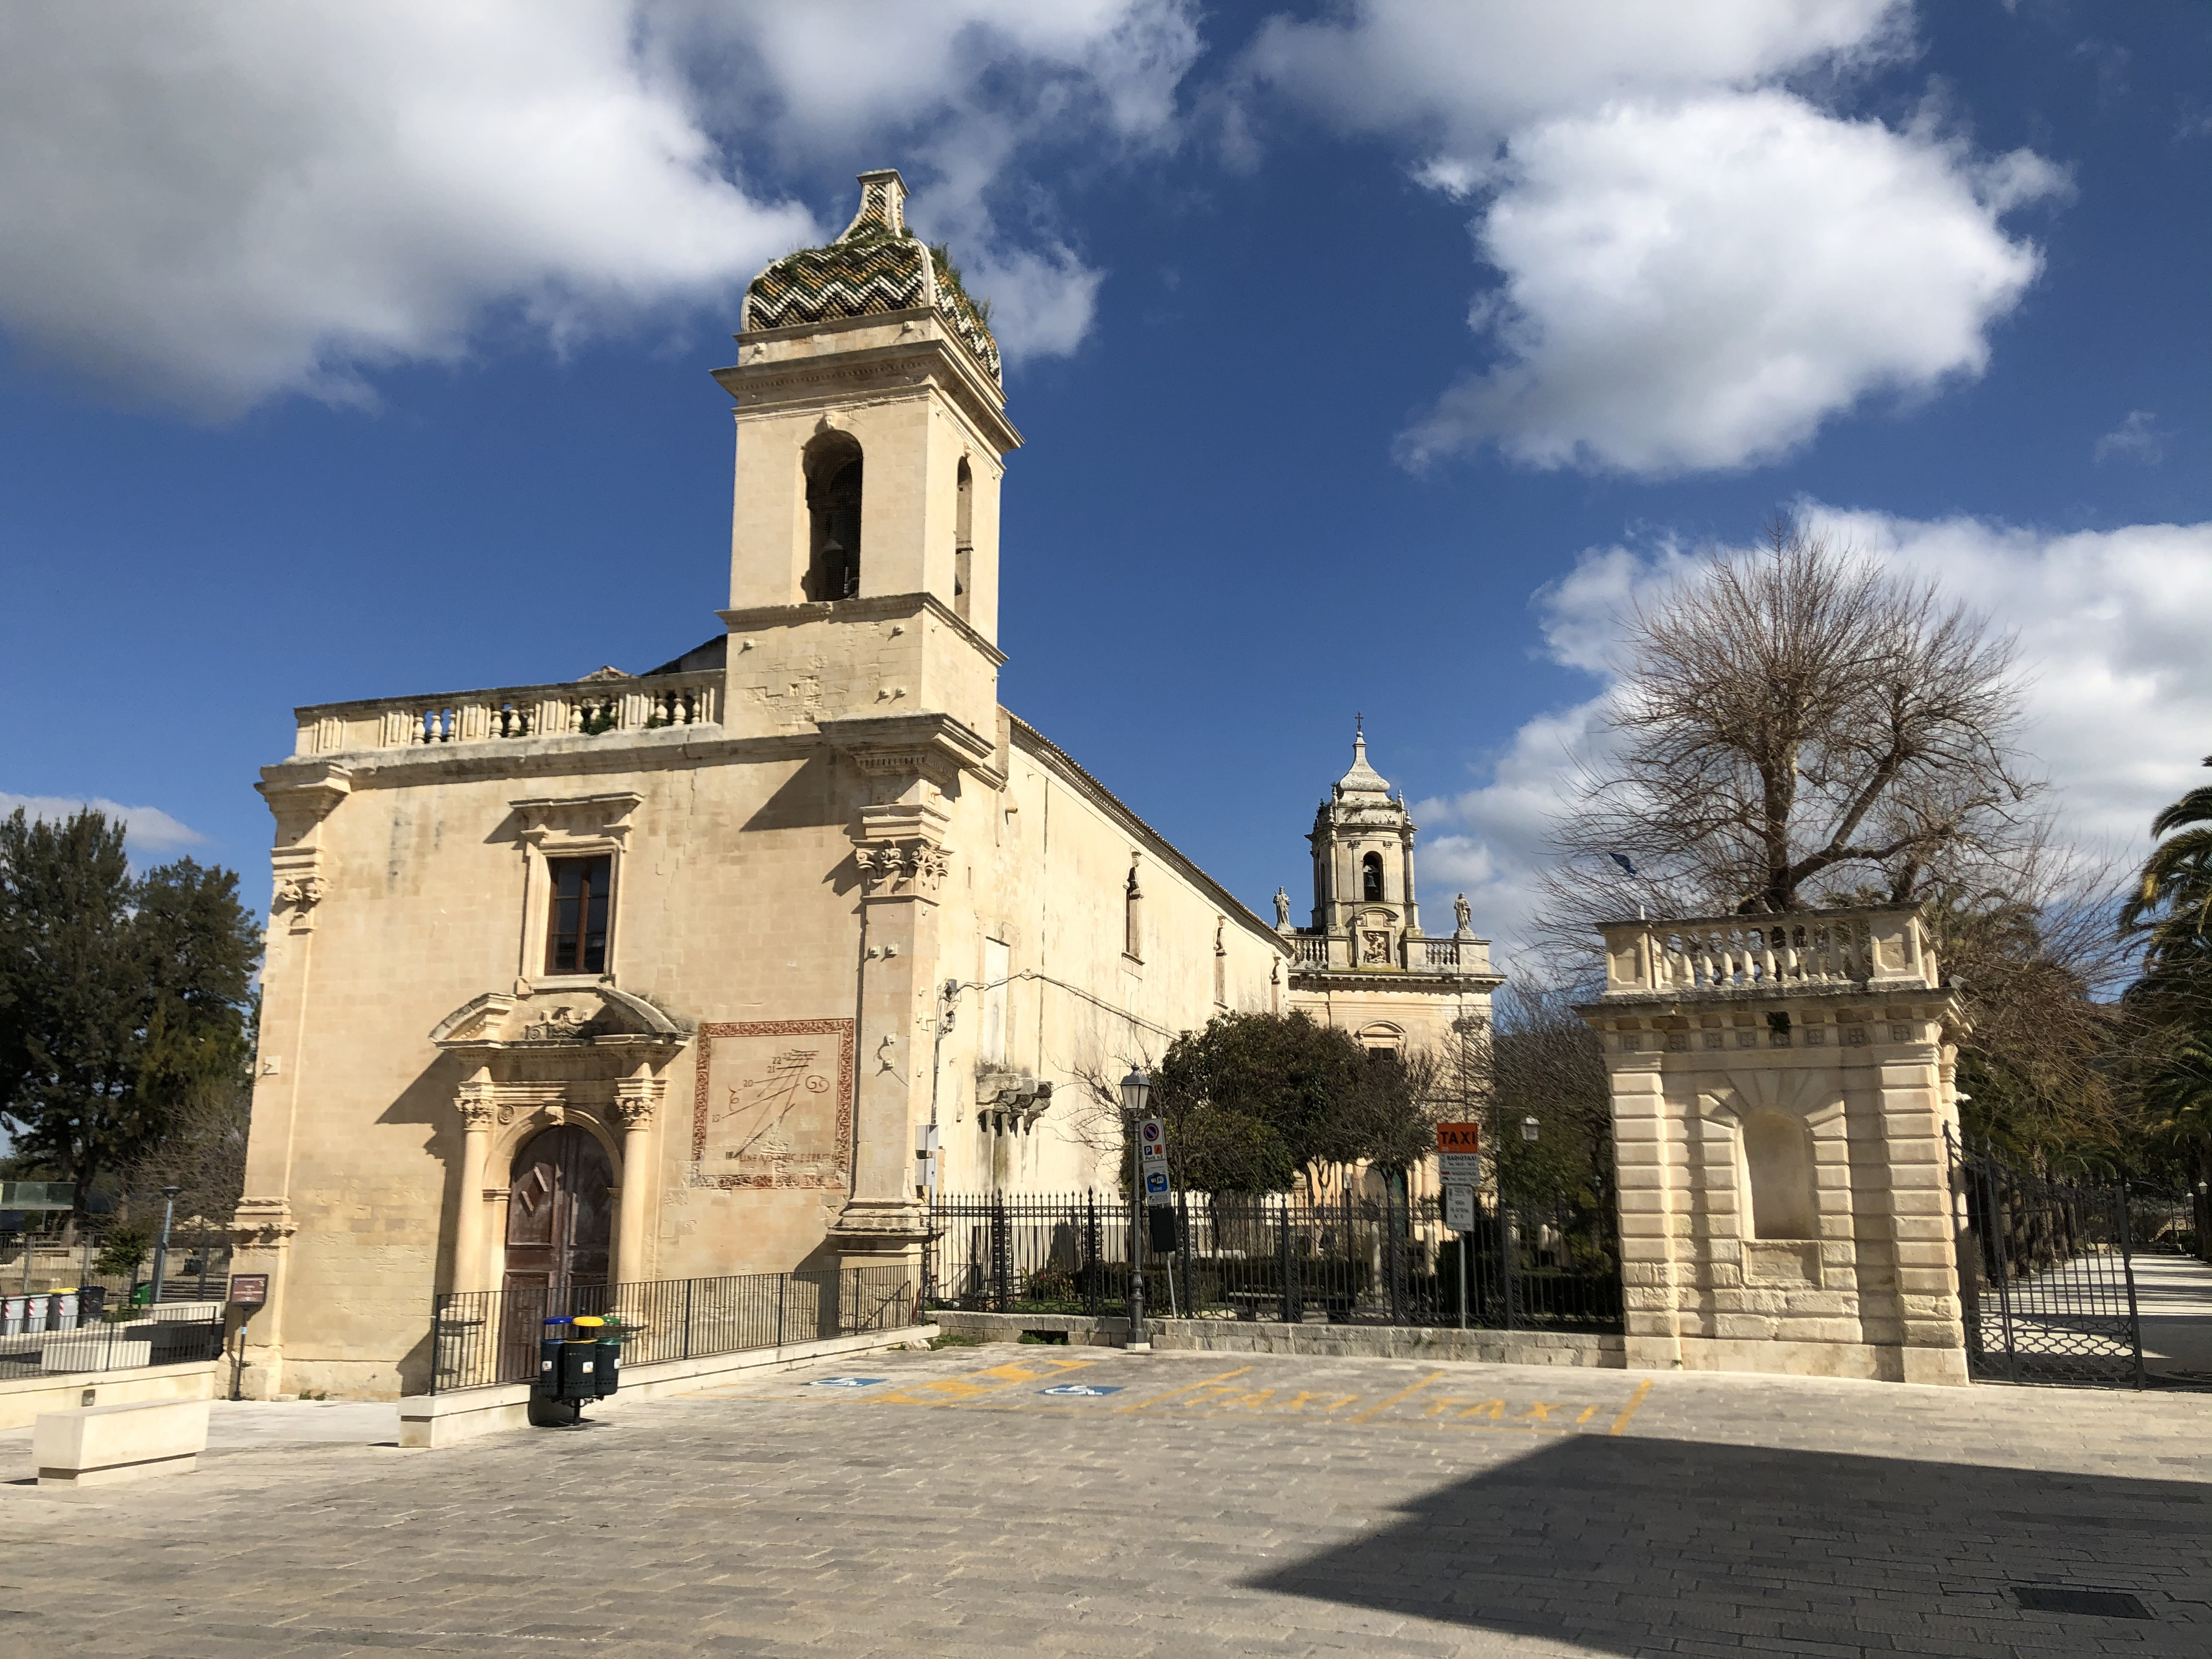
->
[2123, 753, 2212, 958]
[2125, 755, 2212, 1255]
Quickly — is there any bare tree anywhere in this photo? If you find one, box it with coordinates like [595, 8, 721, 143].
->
[1542, 518, 2039, 956]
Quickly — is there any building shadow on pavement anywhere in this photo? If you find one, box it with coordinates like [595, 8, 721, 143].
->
[1247, 1434, 2210, 1658]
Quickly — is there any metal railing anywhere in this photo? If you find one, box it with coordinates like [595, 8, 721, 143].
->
[427, 1265, 919, 1394]
[925, 1192, 1621, 1334]
[0, 1296, 226, 1381]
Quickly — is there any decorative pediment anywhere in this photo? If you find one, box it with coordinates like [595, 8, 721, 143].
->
[430, 984, 689, 1052]
[510, 791, 644, 849]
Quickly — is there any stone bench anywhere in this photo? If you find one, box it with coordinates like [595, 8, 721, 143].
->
[34, 1397, 211, 1486]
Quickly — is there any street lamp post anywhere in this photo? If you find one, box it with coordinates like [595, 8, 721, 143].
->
[1120, 1067, 1151, 1352]
[150, 1185, 181, 1306]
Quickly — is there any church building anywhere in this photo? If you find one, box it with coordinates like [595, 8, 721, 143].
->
[231, 172, 1496, 1400]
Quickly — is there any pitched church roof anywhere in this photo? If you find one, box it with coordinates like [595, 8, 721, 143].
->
[740, 169, 1001, 385]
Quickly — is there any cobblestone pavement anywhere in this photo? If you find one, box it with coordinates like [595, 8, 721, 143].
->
[4, 1346, 2209, 1658]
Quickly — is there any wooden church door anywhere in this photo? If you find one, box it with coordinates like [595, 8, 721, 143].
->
[503, 1124, 614, 1294]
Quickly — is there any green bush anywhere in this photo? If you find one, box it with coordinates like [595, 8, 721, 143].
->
[96, 1224, 152, 1280]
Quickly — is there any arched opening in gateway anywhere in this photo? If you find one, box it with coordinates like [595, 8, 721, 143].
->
[803, 430, 864, 601]
[1361, 851, 1385, 902]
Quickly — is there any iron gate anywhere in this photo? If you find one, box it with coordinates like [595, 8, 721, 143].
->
[1951, 1136, 2145, 1387]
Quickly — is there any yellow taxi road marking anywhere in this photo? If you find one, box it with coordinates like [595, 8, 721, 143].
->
[1609, 1378, 1653, 1436]
[1348, 1370, 1443, 1423]
[1521, 1401, 1558, 1422]
[1281, 1391, 1360, 1413]
[1115, 1365, 1254, 1412]
[873, 1357, 1096, 1405]
[1575, 1405, 1600, 1425]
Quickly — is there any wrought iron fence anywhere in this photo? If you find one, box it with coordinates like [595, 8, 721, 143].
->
[1952, 1136, 2144, 1387]
[924, 1191, 1622, 1334]
[427, 1265, 919, 1394]
[0, 1295, 226, 1381]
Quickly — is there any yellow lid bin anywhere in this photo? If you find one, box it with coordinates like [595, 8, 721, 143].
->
[569, 1316, 607, 1341]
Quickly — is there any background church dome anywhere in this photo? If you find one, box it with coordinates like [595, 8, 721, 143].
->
[740, 169, 1001, 385]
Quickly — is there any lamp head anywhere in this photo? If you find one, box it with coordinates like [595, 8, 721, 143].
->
[1118, 1067, 1152, 1117]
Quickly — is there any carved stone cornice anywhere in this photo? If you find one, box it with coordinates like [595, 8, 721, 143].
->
[821, 709, 997, 777]
[855, 841, 951, 901]
[456, 1080, 497, 1131]
[611, 1076, 664, 1131]
[231, 1196, 298, 1249]
[511, 791, 644, 851]
[258, 763, 352, 847]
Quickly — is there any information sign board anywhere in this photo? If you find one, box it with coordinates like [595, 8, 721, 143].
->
[1139, 1116, 1172, 1206]
[228, 1273, 269, 1307]
[1436, 1121, 1482, 1187]
[1443, 1185, 1477, 1232]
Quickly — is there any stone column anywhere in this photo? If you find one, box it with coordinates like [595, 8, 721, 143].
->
[451, 1073, 496, 1294]
[611, 1073, 661, 1284]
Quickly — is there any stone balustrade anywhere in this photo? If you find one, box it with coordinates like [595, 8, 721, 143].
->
[1597, 905, 1938, 999]
[1279, 930, 1496, 978]
[291, 671, 721, 759]
[1409, 936, 1486, 972]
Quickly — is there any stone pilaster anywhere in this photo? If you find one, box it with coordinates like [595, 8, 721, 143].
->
[1876, 1029, 1970, 1385]
[451, 1074, 496, 1295]
[610, 1071, 662, 1284]
[1611, 1056, 1684, 1370]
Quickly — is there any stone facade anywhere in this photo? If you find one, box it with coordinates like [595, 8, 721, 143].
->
[1582, 906, 1969, 1385]
[231, 173, 1494, 1401]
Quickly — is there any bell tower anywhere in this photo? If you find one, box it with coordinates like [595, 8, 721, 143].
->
[1308, 724, 1421, 965]
[709, 171, 1021, 1266]
[712, 168, 1020, 747]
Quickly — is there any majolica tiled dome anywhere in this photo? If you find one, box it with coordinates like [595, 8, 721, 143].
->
[741, 169, 1001, 385]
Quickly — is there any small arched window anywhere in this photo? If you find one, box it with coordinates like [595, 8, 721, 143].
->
[954, 457, 974, 623]
[1361, 851, 1385, 902]
[1743, 1111, 1817, 1240]
[803, 431, 863, 602]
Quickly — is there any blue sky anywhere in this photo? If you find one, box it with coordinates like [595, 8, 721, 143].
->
[1, 2, 2206, 954]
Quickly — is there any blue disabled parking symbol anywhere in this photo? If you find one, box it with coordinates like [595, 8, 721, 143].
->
[1038, 1384, 1123, 1397]
[807, 1376, 887, 1389]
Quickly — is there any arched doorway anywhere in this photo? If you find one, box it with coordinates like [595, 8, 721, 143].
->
[503, 1124, 613, 1294]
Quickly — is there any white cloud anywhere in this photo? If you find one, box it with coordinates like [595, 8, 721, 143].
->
[672, 1, 1201, 363]
[1243, 2, 2065, 476]
[1245, 0, 1905, 152]
[1418, 512, 2212, 963]
[1401, 95, 2063, 474]
[0, 792, 207, 858]
[2093, 409, 2166, 465]
[0, 1, 1198, 415]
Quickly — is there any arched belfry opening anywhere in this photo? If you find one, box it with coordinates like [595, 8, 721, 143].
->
[954, 456, 974, 623]
[803, 430, 863, 602]
[1361, 851, 1385, 902]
